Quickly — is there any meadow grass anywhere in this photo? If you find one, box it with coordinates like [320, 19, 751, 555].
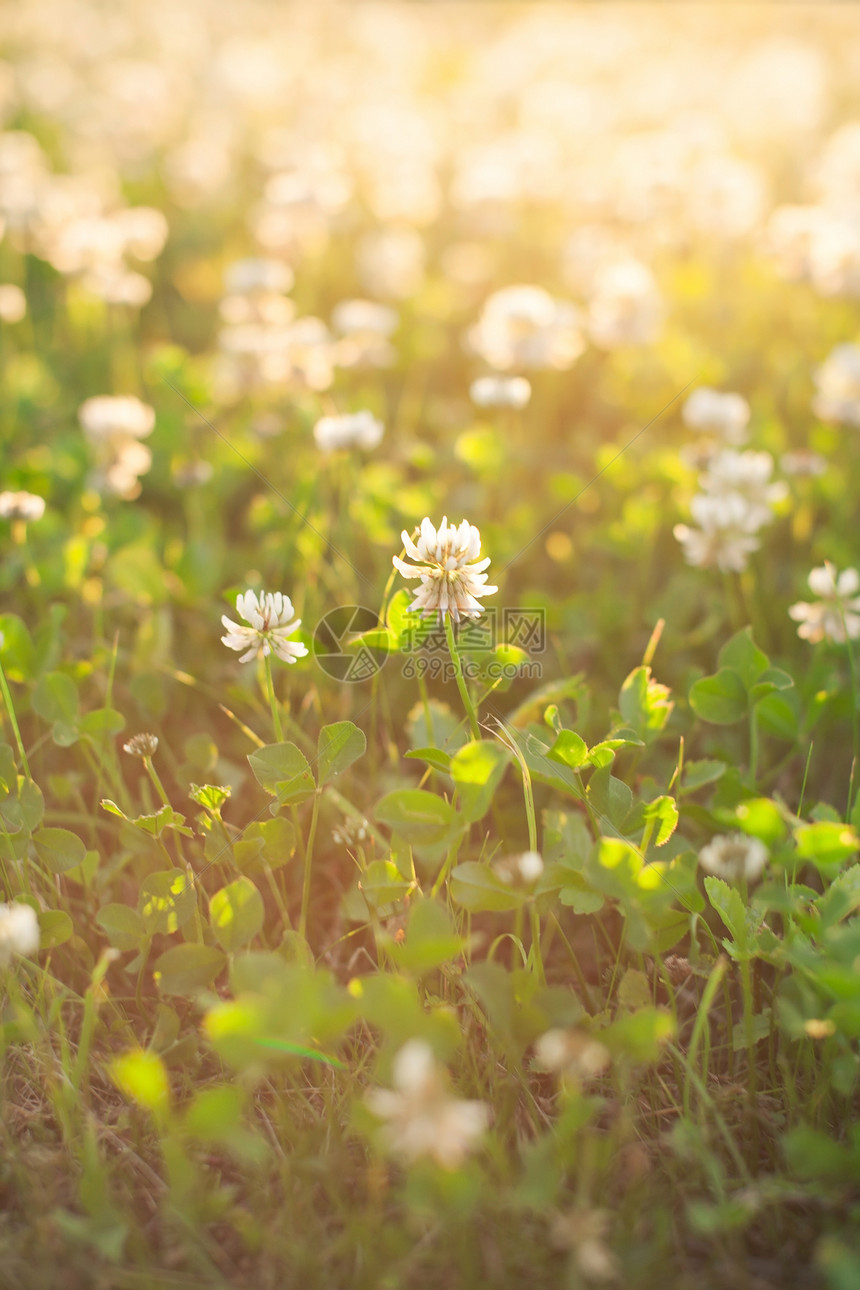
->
[2, 3, 860, 1288]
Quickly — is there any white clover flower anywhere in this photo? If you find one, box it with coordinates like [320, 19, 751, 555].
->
[812, 344, 860, 428]
[698, 449, 788, 528]
[313, 410, 384, 453]
[0, 902, 40, 968]
[365, 1039, 489, 1170]
[123, 732, 159, 758]
[469, 375, 532, 409]
[550, 1208, 619, 1284]
[780, 449, 827, 478]
[0, 283, 26, 323]
[331, 299, 397, 338]
[682, 387, 750, 445]
[78, 395, 156, 441]
[0, 490, 45, 522]
[221, 591, 308, 664]
[224, 257, 294, 296]
[673, 493, 762, 573]
[493, 850, 544, 885]
[586, 259, 662, 350]
[393, 516, 497, 623]
[789, 564, 860, 643]
[698, 832, 769, 883]
[468, 284, 584, 371]
[534, 1029, 611, 1082]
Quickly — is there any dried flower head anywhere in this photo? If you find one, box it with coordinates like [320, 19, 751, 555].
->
[698, 832, 769, 883]
[789, 564, 860, 643]
[123, 732, 159, 758]
[221, 590, 308, 664]
[0, 901, 40, 968]
[365, 1039, 489, 1169]
[393, 516, 497, 622]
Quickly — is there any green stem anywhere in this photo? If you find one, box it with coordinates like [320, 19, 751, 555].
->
[748, 707, 759, 787]
[299, 791, 320, 941]
[0, 656, 31, 779]
[443, 615, 480, 741]
[264, 653, 284, 743]
[143, 758, 170, 808]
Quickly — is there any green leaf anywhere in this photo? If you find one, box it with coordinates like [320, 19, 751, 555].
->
[0, 614, 36, 681]
[232, 817, 296, 872]
[404, 747, 452, 774]
[139, 870, 195, 935]
[79, 708, 126, 738]
[450, 739, 511, 822]
[32, 671, 79, 724]
[209, 877, 265, 952]
[587, 766, 633, 832]
[248, 742, 316, 806]
[733, 798, 787, 847]
[794, 822, 859, 874]
[688, 668, 747, 724]
[374, 789, 460, 845]
[38, 909, 73, 949]
[717, 627, 769, 689]
[359, 860, 414, 913]
[681, 759, 726, 793]
[619, 666, 673, 743]
[96, 903, 147, 951]
[642, 795, 679, 847]
[547, 729, 589, 770]
[153, 943, 226, 995]
[317, 721, 366, 785]
[704, 875, 756, 960]
[450, 861, 526, 912]
[189, 783, 231, 813]
[385, 899, 464, 974]
[755, 691, 799, 741]
[110, 1048, 170, 1112]
[513, 731, 581, 799]
[33, 827, 86, 874]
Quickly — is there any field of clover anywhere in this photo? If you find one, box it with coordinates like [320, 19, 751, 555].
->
[4, 3, 860, 1288]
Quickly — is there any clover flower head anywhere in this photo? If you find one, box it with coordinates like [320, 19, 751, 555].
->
[123, 732, 159, 758]
[313, 410, 384, 453]
[365, 1039, 489, 1170]
[788, 563, 860, 643]
[534, 1029, 611, 1082]
[0, 490, 46, 522]
[221, 590, 308, 664]
[682, 387, 751, 445]
[469, 374, 531, 409]
[698, 832, 769, 883]
[0, 902, 40, 968]
[812, 342, 860, 428]
[673, 492, 762, 573]
[393, 516, 498, 622]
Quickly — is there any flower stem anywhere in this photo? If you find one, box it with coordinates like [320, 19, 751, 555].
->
[299, 790, 320, 942]
[264, 653, 284, 743]
[443, 615, 480, 741]
[0, 657, 31, 780]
